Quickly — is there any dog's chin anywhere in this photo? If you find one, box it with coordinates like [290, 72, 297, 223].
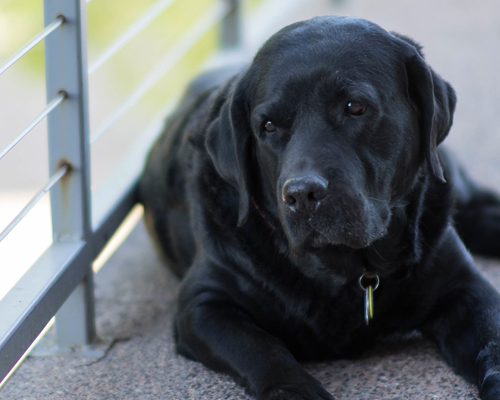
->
[285, 227, 387, 258]
[311, 235, 374, 250]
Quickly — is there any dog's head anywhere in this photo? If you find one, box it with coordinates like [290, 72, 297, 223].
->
[206, 16, 456, 255]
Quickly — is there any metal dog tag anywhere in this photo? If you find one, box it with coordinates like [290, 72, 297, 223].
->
[359, 273, 380, 325]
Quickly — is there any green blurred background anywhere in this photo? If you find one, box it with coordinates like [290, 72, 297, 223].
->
[0, 0, 263, 300]
[0, 0, 262, 85]
[0, 0, 264, 187]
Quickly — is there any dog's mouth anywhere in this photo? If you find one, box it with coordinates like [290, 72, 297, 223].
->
[275, 173, 393, 257]
[279, 203, 391, 258]
[285, 225, 388, 258]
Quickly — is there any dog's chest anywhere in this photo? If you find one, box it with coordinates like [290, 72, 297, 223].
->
[244, 270, 424, 360]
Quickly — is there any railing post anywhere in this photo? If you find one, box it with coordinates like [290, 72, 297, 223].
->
[43, 0, 95, 349]
[221, 0, 242, 49]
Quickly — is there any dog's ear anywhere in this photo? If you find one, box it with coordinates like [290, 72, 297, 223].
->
[205, 74, 253, 226]
[397, 34, 457, 182]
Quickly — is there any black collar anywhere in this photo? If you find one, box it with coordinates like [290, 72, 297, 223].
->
[251, 197, 276, 231]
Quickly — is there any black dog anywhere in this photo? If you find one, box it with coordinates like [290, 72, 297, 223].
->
[140, 16, 500, 400]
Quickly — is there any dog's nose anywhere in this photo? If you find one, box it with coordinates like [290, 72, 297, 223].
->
[282, 176, 328, 212]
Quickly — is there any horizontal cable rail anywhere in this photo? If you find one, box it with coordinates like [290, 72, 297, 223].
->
[0, 15, 65, 76]
[0, 91, 66, 161]
[90, 0, 230, 144]
[0, 164, 70, 243]
[88, 0, 176, 74]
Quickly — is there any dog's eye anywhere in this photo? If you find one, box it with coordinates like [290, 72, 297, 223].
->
[345, 101, 367, 116]
[264, 121, 277, 133]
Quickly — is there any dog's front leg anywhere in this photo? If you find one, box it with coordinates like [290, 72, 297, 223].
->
[174, 284, 334, 400]
[421, 228, 500, 400]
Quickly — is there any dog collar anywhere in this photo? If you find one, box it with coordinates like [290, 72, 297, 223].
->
[251, 197, 277, 231]
[358, 273, 380, 325]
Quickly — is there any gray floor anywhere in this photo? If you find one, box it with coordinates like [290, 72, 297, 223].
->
[2, 0, 500, 399]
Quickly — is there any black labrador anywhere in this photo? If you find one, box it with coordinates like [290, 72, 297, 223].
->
[140, 16, 500, 400]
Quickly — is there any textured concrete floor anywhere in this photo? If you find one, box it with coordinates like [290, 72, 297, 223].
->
[2, 0, 500, 399]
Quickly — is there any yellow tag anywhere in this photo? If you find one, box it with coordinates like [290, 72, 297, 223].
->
[359, 273, 379, 326]
[368, 285, 374, 320]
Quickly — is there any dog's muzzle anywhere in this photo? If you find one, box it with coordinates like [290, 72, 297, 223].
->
[278, 173, 390, 252]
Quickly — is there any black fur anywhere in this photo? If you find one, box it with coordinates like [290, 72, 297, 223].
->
[140, 16, 500, 399]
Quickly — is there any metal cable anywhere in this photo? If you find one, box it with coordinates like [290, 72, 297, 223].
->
[88, 0, 177, 74]
[0, 92, 67, 161]
[0, 15, 65, 76]
[0, 164, 70, 243]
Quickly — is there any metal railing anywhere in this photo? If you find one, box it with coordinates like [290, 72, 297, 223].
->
[0, 0, 315, 387]
[0, 0, 242, 384]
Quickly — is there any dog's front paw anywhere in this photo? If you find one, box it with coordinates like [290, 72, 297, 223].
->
[260, 381, 334, 400]
[477, 343, 500, 400]
[480, 371, 500, 400]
